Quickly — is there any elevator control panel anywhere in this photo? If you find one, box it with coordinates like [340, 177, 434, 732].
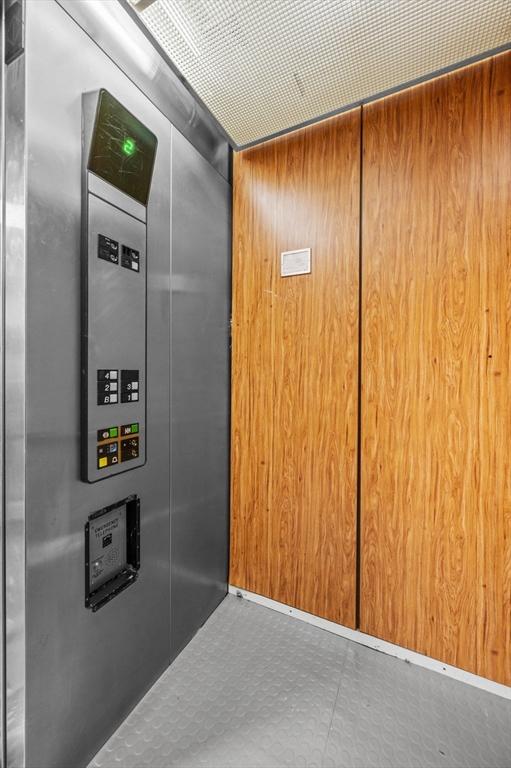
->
[81, 89, 157, 482]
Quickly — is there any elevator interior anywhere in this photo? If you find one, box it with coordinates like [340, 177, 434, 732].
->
[1, 1, 510, 767]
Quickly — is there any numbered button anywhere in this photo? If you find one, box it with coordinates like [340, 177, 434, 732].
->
[121, 391, 139, 403]
[98, 369, 118, 381]
[97, 381, 117, 393]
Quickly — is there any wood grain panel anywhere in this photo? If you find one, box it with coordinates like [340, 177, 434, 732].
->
[477, 52, 511, 685]
[361, 52, 511, 684]
[231, 112, 360, 626]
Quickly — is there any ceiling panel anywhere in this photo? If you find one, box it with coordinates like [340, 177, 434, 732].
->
[129, 0, 511, 147]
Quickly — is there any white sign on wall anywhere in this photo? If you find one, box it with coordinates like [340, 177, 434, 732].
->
[280, 248, 311, 277]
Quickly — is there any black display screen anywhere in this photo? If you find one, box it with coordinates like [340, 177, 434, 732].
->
[88, 89, 157, 206]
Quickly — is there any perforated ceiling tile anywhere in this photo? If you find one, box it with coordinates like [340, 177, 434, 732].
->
[131, 0, 511, 147]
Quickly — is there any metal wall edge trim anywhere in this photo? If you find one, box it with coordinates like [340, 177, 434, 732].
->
[4, 47, 27, 768]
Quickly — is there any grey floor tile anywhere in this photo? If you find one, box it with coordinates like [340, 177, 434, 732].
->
[322, 643, 511, 768]
[91, 595, 347, 768]
[90, 596, 511, 768]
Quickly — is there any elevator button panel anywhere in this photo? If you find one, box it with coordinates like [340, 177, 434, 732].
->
[121, 245, 140, 273]
[98, 234, 119, 264]
[97, 369, 119, 405]
[81, 90, 152, 481]
[95, 423, 141, 470]
[97, 441, 119, 469]
[98, 236, 141, 274]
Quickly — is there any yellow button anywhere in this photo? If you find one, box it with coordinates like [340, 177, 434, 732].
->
[98, 457, 108, 468]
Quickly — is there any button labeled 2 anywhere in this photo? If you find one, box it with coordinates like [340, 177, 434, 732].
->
[97, 380, 118, 394]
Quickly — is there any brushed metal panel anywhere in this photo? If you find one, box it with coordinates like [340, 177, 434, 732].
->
[170, 128, 230, 659]
[88, 174, 147, 224]
[4, 47, 27, 768]
[23, 2, 171, 766]
[55, 0, 231, 180]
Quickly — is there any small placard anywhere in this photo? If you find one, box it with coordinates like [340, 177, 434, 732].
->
[281, 248, 311, 277]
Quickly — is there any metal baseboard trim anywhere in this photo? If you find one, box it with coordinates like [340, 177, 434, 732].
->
[229, 585, 511, 700]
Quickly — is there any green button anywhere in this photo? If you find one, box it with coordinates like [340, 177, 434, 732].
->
[109, 427, 118, 438]
[131, 423, 139, 433]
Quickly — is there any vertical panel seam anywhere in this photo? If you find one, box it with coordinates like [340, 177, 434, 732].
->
[355, 105, 363, 630]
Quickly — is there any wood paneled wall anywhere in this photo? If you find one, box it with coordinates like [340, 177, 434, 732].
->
[231, 51, 510, 685]
[361, 52, 511, 685]
[230, 112, 360, 627]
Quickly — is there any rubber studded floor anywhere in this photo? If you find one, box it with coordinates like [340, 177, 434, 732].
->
[90, 595, 511, 768]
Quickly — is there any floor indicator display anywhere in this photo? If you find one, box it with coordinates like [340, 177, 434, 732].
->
[81, 89, 157, 481]
[85, 495, 141, 611]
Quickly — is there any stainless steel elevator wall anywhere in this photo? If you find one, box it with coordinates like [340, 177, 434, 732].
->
[170, 131, 231, 660]
[2, 1, 231, 766]
[24, 4, 171, 766]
